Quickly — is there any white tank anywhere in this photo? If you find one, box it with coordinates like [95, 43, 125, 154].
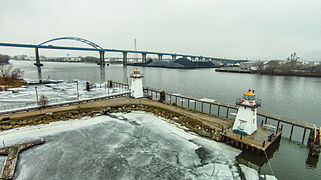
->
[130, 68, 144, 98]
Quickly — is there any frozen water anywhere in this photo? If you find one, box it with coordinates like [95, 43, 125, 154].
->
[0, 80, 129, 111]
[240, 164, 259, 180]
[260, 175, 278, 180]
[0, 111, 264, 179]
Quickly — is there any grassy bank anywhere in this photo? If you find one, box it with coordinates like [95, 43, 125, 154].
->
[0, 77, 26, 91]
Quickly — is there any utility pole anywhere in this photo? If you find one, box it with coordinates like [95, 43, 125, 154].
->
[76, 81, 79, 98]
[35, 87, 39, 105]
[134, 38, 138, 62]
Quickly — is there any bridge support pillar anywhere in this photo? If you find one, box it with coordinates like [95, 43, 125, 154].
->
[142, 53, 147, 63]
[191, 57, 195, 61]
[158, 54, 163, 61]
[99, 51, 105, 66]
[198, 57, 203, 62]
[34, 48, 43, 67]
[122, 52, 128, 66]
[171, 55, 176, 61]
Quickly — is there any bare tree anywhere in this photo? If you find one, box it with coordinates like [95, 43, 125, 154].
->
[0, 54, 10, 64]
[39, 95, 49, 107]
[264, 60, 280, 73]
[254, 61, 264, 71]
[0, 64, 13, 81]
[0, 64, 24, 82]
[10, 68, 23, 80]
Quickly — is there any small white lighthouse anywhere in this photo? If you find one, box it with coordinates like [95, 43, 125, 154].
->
[232, 89, 261, 135]
[130, 68, 144, 98]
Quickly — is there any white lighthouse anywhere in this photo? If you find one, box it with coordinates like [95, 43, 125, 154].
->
[232, 89, 261, 135]
[130, 68, 144, 98]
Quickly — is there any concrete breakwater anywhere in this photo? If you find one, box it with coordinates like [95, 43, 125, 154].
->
[0, 97, 280, 155]
[0, 102, 224, 142]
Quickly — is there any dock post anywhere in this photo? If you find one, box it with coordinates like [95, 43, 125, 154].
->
[302, 127, 307, 144]
[262, 141, 265, 147]
[181, 97, 183, 107]
[175, 96, 177, 104]
[277, 120, 280, 130]
[289, 123, 295, 141]
[226, 107, 229, 118]
[201, 102, 204, 112]
[194, 100, 196, 110]
[240, 134, 243, 140]
[169, 94, 172, 104]
[209, 103, 212, 114]
[261, 120, 263, 126]
[217, 105, 220, 116]
[265, 116, 268, 124]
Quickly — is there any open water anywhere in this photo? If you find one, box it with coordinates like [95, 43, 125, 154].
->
[6, 60, 321, 179]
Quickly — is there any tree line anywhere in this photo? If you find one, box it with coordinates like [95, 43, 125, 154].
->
[0, 54, 10, 64]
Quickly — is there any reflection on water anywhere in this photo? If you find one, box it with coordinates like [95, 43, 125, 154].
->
[306, 155, 319, 169]
[37, 67, 42, 83]
[99, 65, 105, 84]
[236, 137, 281, 167]
[123, 66, 128, 84]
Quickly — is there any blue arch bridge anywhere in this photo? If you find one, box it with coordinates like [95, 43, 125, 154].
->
[0, 37, 228, 67]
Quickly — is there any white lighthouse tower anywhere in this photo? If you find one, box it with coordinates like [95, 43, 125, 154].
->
[130, 68, 144, 98]
[232, 89, 261, 135]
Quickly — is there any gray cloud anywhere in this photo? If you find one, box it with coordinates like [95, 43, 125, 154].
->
[0, 0, 320, 60]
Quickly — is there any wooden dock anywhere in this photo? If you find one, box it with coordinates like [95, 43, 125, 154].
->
[144, 87, 316, 144]
[221, 127, 282, 152]
[0, 138, 45, 180]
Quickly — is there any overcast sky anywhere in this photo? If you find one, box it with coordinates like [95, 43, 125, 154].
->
[0, 0, 320, 60]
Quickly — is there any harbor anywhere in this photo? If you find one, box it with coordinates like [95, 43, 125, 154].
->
[0, 62, 320, 179]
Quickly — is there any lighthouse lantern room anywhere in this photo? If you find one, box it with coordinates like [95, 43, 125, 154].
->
[232, 89, 261, 135]
[130, 68, 144, 98]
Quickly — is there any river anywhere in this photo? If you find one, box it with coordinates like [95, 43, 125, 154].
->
[8, 60, 321, 179]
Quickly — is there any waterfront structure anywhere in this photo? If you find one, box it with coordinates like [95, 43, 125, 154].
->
[232, 89, 261, 135]
[0, 37, 234, 67]
[130, 68, 144, 98]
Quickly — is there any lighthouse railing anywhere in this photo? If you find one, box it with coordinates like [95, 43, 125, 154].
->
[235, 98, 261, 108]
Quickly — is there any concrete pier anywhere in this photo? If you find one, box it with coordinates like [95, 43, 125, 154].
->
[171, 55, 176, 61]
[122, 52, 127, 66]
[34, 48, 43, 67]
[142, 53, 147, 63]
[98, 51, 105, 66]
[0, 138, 45, 180]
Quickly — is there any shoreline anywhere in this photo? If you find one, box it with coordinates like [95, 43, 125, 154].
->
[0, 77, 26, 91]
[216, 68, 321, 77]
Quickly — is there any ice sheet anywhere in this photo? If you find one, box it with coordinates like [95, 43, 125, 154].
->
[0, 111, 261, 179]
[0, 80, 128, 111]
